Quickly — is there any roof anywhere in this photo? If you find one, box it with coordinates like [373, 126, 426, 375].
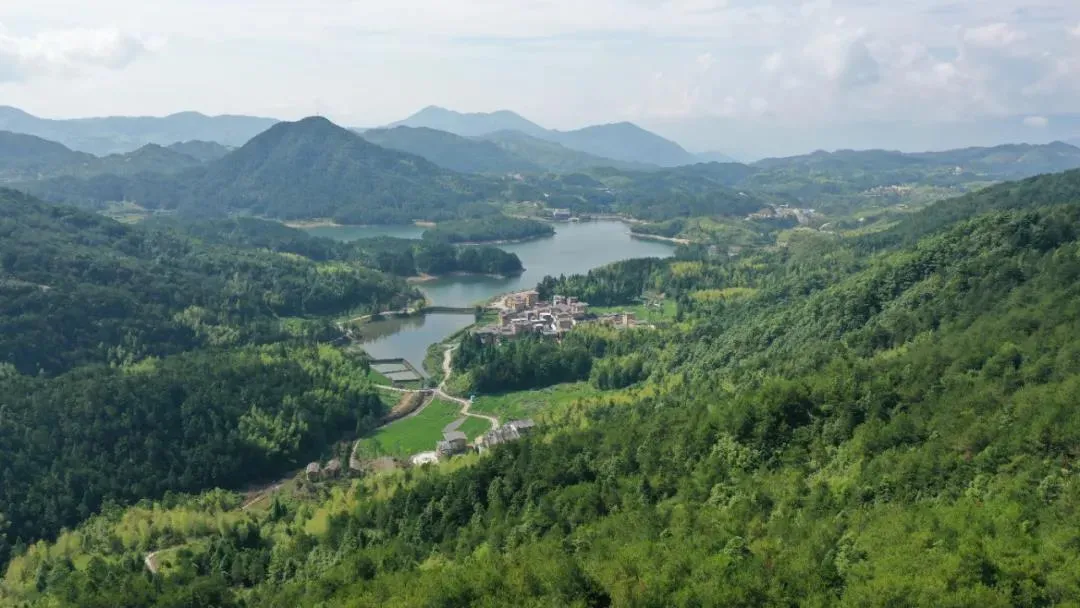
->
[507, 419, 536, 430]
[306, 462, 321, 474]
[443, 431, 467, 442]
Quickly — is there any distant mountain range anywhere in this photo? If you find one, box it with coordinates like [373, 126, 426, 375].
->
[752, 142, 1080, 181]
[0, 131, 210, 182]
[11, 113, 1080, 227]
[387, 106, 549, 138]
[0, 106, 276, 156]
[360, 126, 655, 174]
[387, 106, 697, 167]
[19, 117, 491, 224]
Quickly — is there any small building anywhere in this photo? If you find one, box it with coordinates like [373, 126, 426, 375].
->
[436, 430, 468, 458]
[305, 462, 321, 479]
[552, 209, 572, 221]
[476, 419, 536, 453]
[325, 458, 342, 477]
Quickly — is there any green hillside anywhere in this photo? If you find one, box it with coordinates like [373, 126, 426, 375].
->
[0, 188, 418, 376]
[0, 131, 94, 181]
[166, 140, 232, 162]
[8, 170, 1080, 606]
[21, 117, 498, 224]
[361, 126, 541, 174]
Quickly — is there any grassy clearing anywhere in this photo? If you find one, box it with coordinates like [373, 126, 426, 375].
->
[469, 382, 602, 421]
[354, 398, 462, 458]
[458, 416, 494, 439]
[366, 367, 391, 385]
[591, 300, 677, 324]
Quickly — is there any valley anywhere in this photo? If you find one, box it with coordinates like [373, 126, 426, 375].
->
[4, 103, 1080, 607]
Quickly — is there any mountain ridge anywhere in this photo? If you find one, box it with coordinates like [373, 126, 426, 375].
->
[388, 106, 696, 167]
[0, 106, 278, 155]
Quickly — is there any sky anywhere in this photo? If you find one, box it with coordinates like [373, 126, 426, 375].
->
[3, 0, 1080, 156]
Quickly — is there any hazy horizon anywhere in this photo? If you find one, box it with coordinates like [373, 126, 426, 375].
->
[4, 0, 1080, 156]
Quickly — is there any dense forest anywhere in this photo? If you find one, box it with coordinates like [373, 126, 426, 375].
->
[0, 190, 419, 376]
[143, 216, 525, 278]
[0, 344, 384, 568]
[421, 216, 554, 244]
[18, 118, 500, 224]
[9, 169, 1080, 605]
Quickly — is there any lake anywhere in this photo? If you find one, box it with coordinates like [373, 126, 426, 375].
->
[310, 220, 676, 372]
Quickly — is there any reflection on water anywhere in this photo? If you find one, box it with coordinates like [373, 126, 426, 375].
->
[354, 313, 476, 375]
[309, 220, 677, 369]
[419, 221, 678, 307]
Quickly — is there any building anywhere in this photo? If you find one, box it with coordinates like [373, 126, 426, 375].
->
[305, 462, 321, 479]
[552, 209, 572, 221]
[476, 419, 536, 453]
[324, 458, 342, 477]
[502, 290, 540, 311]
[480, 294, 590, 344]
[436, 430, 468, 458]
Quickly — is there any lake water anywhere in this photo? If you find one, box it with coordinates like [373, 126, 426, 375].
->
[310, 220, 676, 372]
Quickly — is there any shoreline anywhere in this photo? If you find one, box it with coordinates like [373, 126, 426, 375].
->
[280, 219, 437, 229]
[449, 233, 553, 246]
[629, 232, 692, 245]
[281, 218, 343, 228]
[407, 270, 516, 284]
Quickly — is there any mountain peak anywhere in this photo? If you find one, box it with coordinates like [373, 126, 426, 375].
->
[389, 107, 547, 138]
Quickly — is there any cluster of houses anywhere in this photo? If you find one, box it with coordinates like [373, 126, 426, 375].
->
[748, 205, 817, 225]
[474, 291, 592, 343]
[408, 419, 538, 466]
[476, 419, 536, 453]
[305, 458, 343, 480]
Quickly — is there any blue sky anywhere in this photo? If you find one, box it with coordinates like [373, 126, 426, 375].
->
[2, 0, 1080, 154]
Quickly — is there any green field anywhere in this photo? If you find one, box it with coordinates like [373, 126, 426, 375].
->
[458, 416, 494, 440]
[353, 398, 462, 458]
[591, 300, 677, 324]
[469, 382, 601, 420]
[365, 367, 391, 384]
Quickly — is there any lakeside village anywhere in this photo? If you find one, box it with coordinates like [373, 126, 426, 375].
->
[474, 289, 644, 342]
[304, 290, 651, 479]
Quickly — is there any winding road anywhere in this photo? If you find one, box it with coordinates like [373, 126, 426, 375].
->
[433, 346, 499, 430]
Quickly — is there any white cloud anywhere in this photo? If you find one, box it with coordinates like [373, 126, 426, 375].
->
[1069, 23, 1080, 38]
[1023, 115, 1049, 128]
[696, 52, 715, 71]
[963, 22, 1026, 48]
[0, 23, 155, 82]
[763, 51, 784, 73]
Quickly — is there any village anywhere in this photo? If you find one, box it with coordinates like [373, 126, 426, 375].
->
[472, 289, 642, 344]
[303, 289, 648, 483]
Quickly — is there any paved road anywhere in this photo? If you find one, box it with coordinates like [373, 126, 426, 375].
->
[436, 346, 499, 430]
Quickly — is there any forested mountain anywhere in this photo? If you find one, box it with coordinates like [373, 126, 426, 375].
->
[387, 106, 696, 167]
[361, 126, 542, 174]
[0, 131, 93, 181]
[0, 188, 418, 376]
[89, 144, 204, 176]
[11, 169, 1080, 606]
[166, 140, 233, 162]
[2, 132, 212, 182]
[387, 106, 549, 137]
[20, 117, 498, 224]
[0, 106, 278, 155]
[549, 121, 697, 167]
[752, 141, 1080, 180]
[192, 117, 491, 222]
[481, 129, 656, 172]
